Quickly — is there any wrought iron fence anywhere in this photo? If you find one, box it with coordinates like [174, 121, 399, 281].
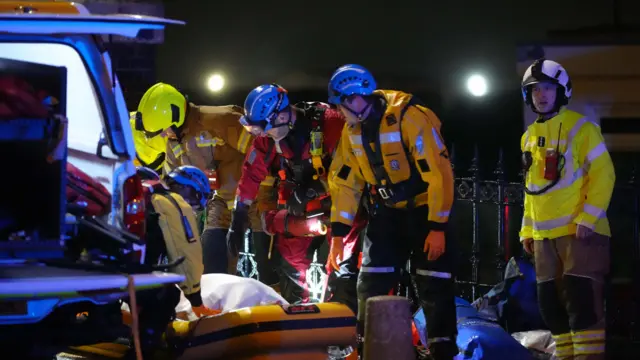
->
[234, 146, 640, 343]
[449, 147, 526, 301]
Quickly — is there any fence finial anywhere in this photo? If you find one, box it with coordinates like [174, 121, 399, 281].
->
[494, 148, 505, 181]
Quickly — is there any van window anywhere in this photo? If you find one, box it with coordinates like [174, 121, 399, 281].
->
[0, 42, 107, 155]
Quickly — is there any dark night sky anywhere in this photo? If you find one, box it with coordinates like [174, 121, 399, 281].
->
[157, 0, 627, 92]
[155, 0, 638, 177]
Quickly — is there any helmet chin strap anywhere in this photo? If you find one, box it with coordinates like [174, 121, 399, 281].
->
[342, 102, 372, 121]
[267, 108, 294, 142]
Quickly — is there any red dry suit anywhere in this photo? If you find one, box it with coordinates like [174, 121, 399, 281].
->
[236, 102, 344, 304]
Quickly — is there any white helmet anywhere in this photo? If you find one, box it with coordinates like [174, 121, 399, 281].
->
[521, 58, 572, 108]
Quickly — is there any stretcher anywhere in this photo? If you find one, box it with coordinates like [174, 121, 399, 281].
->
[65, 302, 357, 360]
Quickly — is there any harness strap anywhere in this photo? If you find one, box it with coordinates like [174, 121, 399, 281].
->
[361, 97, 427, 208]
[160, 193, 196, 243]
[361, 121, 394, 202]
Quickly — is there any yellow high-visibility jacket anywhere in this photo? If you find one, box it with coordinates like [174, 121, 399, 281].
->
[519, 108, 615, 241]
[130, 113, 167, 172]
[329, 90, 454, 231]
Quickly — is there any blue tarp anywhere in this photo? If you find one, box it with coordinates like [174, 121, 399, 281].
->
[414, 256, 546, 359]
[473, 257, 546, 333]
[505, 258, 546, 332]
[414, 298, 534, 359]
[454, 297, 534, 360]
[414, 298, 534, 360]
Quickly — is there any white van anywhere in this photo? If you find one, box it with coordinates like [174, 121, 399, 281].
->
[0, 2, 187, 349]
[0, 2, 183, 246]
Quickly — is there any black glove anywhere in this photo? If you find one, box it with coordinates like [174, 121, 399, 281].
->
[286, 187, 317, 217]
[295, 101, 326, 122]
[226, 204, 249, 257]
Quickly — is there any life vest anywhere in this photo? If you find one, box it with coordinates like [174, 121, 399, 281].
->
[279, 102, 330, 181]
[270, 103, 334, 209]
[143, 181, 203, 297]
[348, 91, 434, 206]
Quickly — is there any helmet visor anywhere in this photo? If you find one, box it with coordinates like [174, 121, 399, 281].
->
[239, 116, 266, 136]
[135, 111, 165, 139]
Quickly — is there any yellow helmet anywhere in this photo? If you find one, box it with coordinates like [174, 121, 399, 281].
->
[136, 82, 187, 138]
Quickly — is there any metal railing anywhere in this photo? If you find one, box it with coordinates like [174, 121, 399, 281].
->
[235, 146, 640, 343]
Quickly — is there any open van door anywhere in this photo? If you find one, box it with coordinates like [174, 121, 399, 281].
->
[0, 9, 184, 246]
[0, 10, 188, 354]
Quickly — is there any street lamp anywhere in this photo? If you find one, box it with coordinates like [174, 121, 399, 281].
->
[466, 74, 488, 97]
[207, 73, 225, 93]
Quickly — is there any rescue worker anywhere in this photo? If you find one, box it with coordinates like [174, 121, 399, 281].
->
[130, 111, 168, 173]
[519, 58, 614, 360]
[135, 83, 277, 284]
[227, 83, 345, 304]
[138, 165, 213, 317]
[327, 64, 458, 359]
[164, 165, 212, 214]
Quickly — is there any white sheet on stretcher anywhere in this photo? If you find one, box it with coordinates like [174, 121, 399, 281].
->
[175, 273, 288, 315]
[122, 274, 288, 320]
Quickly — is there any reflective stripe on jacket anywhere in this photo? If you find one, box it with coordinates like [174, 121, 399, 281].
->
[519, 108, 615, 241]
[329, 90, 454, 228]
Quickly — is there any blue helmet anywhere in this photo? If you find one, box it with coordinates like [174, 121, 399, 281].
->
[327, 64, 377, 105]
[166, 165, 211, 209]
[243, 84, 290, 131]
[136, 166, 161, 181]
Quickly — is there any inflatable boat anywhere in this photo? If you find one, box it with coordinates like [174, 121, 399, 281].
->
[170, 302, 356, 359]
[66, 302, 357, 359]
